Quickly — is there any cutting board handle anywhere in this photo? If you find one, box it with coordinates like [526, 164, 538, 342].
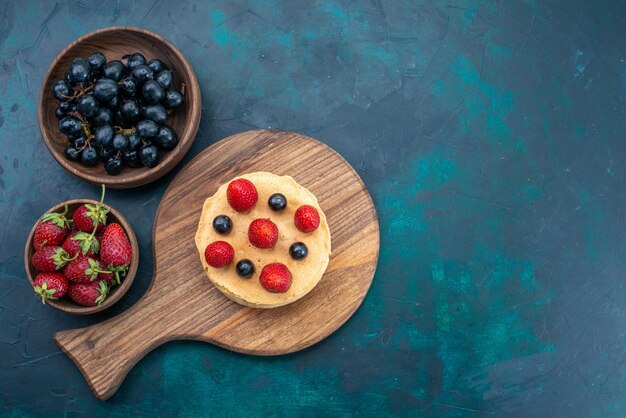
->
[54, 289, 174, 400]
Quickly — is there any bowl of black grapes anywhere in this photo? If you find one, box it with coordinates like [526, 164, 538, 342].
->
[38, 26, 201, 188]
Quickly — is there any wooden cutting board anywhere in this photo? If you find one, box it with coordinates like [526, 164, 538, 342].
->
[54, 130, 380, 400]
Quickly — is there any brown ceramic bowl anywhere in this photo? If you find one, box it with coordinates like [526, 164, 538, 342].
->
[38, 26, 201, 189]
[24, 200, 139, 314]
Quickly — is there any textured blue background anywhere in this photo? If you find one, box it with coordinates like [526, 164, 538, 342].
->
[1, 0, 626, 416]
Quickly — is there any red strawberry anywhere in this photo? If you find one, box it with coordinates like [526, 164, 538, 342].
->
[64, 256, 107, 283]
[62, 231, 97, 258]
[259, 263, 292, 293]
[248, 218, 278, 249]
[100, 224, 132, 267]
[33, 206, 71, 249]
[100, 223, 132, 284]
[100, 223, 133, 284]
[33, 272, 69, 304]
[73, 204, 108, 233]
[294, 205, 320, 233]
[227, 178, 258, 212]
[68, 281, 109, 307]
[32, 246, 74, 272]
[204, 241, 234, 267]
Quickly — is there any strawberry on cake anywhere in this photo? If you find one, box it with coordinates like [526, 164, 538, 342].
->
[194, 172, 331, 308]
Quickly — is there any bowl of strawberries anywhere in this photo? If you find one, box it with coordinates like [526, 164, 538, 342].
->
[24, 186, 138, 314]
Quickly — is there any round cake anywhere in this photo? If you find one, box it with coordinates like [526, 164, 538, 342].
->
[195, 172, 331, 308]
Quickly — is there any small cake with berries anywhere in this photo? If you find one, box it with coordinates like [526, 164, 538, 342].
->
[194, 172, 331, 308]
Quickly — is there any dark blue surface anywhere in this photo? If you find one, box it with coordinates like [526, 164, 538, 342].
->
[1, 1, 626, 416]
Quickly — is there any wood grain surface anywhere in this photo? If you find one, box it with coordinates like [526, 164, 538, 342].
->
[54, 130, 379, 400]
[38, 26, 201, 188]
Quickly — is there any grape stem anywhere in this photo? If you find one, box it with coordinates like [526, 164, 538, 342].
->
[114, 126, 136, 136]
[81, 123, 93, 139]
[60, 83, 93, 100]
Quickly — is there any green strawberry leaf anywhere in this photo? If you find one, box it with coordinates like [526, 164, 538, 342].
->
[73, 232, 100, 254]
[41, 205, 72, 229]
[95, 281, 109, 305]
[84, 258, 101, 281]
[84, 203, 109, 226]
[85, 186, 109, 229]
[52, 248, 73, 269]
[85, 258, 111, 281]
[79, 239, 92, 254]
[33, 283, 57, 304]
[107, 263, 129, 285]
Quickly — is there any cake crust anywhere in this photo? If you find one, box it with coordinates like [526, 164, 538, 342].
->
[195, 172, 331, 308]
